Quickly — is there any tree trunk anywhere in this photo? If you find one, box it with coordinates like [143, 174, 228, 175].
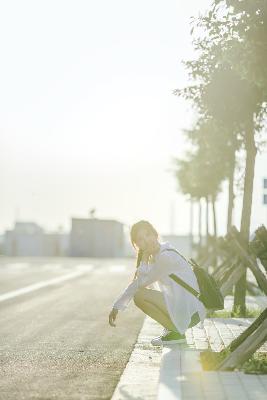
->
[206, 196, 209, 238]
[233, 114, 257, 316]
[212, 195, 217, 238]
[228, 308, 267, 353]
[227, 234, 267, 295]
[218, 319, 267, 371]
[211, 195, 217, 267]
[198, 199, 202, 247]
[190, 197, 194, 251]
[220, 264, 244, 296]
[227, 156, 235, 233]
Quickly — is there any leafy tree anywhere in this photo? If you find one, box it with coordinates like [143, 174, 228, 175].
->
[174, 0, 267, 315]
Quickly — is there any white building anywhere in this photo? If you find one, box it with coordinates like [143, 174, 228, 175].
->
[4, 222, 44, 256]
[161, 234, 192, 259]
[69, 217, 125, 257]
[4, 221, 68, 257]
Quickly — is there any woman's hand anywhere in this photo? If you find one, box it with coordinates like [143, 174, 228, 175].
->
[109, 308, 118, 327]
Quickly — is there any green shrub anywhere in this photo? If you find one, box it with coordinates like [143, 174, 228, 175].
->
[241, 353, 267, 374]
[207, 307, 261, 318]
[200, 350, 267, 374]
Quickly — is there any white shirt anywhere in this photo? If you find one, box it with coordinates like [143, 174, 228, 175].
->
[112, 241, 206, 334]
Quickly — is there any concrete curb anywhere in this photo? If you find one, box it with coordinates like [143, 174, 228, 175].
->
[111, 316, 162, 400]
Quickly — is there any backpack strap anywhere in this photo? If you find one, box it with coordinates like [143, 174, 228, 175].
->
[161, 248, 201, 299]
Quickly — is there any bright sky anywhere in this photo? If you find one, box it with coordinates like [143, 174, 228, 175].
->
[1, 0, 267, 237]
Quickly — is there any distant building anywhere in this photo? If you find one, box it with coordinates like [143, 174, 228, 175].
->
[4, 222, 44, 256]
[161, 234, 192, 259]
[3, 221, 68, 257]
[123, 236, 136, 258]
[69, 217, 124, 257]
[0, 235, 4, 255]
[121, 232, 193, 259]
[43, 232, 69, 257]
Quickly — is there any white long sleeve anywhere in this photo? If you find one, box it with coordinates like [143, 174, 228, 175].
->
[112, 241, 207, 333]
[112, 253, 175, 311]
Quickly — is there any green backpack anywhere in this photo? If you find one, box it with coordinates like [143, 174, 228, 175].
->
[161, 248, 224, 310]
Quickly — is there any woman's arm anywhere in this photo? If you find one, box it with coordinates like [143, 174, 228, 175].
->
[112, 252, 174, 311]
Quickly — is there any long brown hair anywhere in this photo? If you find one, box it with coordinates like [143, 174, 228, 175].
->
[130, 220, 159, 269]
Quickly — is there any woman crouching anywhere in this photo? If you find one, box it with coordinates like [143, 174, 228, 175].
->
[108, 220, 206, 346]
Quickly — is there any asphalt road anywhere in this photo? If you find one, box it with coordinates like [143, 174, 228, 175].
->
[0, 257, 145, 400]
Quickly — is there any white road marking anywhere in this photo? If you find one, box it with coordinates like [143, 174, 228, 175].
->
[94, 269, 106, 275]
[3, 263, 29, 270]
[76, 264, 94, 272]
[109, 265, 127, 273]
[0, 267, 93, 303]
[41, 263, 63, 270]
[0, 263, 128, 303]
[92, 265, 128, 274]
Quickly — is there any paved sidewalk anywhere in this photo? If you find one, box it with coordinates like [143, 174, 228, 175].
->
[111, 315, 267, 400]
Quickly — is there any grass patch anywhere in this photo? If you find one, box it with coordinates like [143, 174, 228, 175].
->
[207, 307, 261, 318]
[241, 353, 267, 374]
[200, 350, 267, 374]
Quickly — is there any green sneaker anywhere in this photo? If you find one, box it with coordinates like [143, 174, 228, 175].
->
[151, 330, 186, 346]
